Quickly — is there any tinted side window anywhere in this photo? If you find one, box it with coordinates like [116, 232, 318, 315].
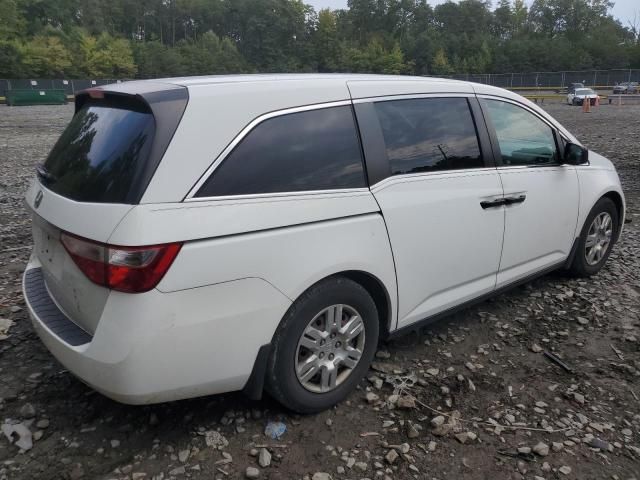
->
[483, 100, 559, 166]
[373, 97, 483, 175]
[196, 106, 366, 197]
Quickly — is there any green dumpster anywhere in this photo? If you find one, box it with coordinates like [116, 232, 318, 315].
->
[6, 89, 67, 106]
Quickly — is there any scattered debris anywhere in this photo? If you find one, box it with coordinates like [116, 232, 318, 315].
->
[543, 351, 573, 372]
[264, 421, 287, 440]
[203, 431, 229, 449]
[2, 421, 33, 451]
[245, 466, 260, 479]
[532, 442, 549, 456]
[0, 317, 13, 340]
[258, 448, 271, 468]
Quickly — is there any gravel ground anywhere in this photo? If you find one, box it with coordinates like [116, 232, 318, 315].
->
[0, 102, 639, 480]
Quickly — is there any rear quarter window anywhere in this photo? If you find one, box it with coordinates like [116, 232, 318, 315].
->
[40, 100, 155, 203]
[195, 105, 367, 197]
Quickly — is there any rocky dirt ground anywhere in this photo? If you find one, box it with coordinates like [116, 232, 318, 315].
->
[0, 101, 638, 480]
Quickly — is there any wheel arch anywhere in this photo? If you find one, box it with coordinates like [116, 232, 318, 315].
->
[284, 269, 394, 339]
[601, 190, 624, 239]
[339, 270, 393, 339]
[242, 269, 394, 401]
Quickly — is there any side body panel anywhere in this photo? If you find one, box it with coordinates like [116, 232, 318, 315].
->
[111, 194, 398, 329]
[496, 166, 580, 287]
[156, 214, 398, 324]
[370, 171, 505, 328]
[476, 93, 582, 287]
[109, 191, 378, 245]
[575, 152, 626, 233]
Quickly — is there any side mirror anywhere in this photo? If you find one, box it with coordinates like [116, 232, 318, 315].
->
[563, 142, 589, 165]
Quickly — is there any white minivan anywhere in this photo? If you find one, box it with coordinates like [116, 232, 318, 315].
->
[23, 74, 625, 413]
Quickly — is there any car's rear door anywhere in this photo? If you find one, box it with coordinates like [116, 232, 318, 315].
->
[351, 87, 505, 329]
[478, 96, 579, 288]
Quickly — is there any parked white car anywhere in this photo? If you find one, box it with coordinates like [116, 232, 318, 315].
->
[23, 74, 625, 413]
[567, 88, 599, 106]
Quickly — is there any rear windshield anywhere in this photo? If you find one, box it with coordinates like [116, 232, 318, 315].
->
[40, 100, 155, 203]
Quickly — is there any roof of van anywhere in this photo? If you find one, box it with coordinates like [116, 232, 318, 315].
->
[158, 73, 463, 87]
[97, 73, 526, 102]
[102, 73, 518, 102]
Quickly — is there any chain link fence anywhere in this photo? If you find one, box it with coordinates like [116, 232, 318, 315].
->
[0, 79, 126, 98]
[2, 70, 639, 97]
[447, 69, 640, 89]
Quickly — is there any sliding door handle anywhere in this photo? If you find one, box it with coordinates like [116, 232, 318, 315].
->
[504, 194, 526, 205]
[480, 198, 506, 209]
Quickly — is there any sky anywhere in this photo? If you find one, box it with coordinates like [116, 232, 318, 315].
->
[306, 0, 638, 26]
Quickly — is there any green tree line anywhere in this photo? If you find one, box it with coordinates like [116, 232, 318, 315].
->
[0, 0, 638, 79]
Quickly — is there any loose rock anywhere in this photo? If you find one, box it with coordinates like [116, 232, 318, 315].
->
[245, 466, 260, 479]
[533, 442, 549, 456]
[258, 448, 271, 468]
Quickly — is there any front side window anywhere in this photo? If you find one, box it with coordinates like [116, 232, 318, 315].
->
[373, 97, 483, 175]
[196, 106, 366, 197]
[482, 100, 559, 167]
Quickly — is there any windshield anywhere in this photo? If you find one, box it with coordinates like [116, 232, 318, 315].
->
[575, 89, 595, 95]
[40, 101, 155, 203]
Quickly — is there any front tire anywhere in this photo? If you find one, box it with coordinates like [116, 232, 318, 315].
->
[266, 277, 379, 413]
[569, 197, 619, 276]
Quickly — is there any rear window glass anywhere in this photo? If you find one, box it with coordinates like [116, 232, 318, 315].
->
[40, 101, 155, 203]
[195, 106, 366, 197]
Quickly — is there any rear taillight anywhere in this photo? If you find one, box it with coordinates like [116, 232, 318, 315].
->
[60, 232, 182, 293]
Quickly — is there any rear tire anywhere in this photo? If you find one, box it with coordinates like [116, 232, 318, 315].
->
[569, 197, 618, 276]
[266, 277, 379, 414]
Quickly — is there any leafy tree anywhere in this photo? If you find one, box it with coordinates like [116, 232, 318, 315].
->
[78, 33, 136, 77]
[0, 0, 636, 78]
[0, 41, 24, 77]
[178, 31, 248, 75]
[313, 9, 343, 72]
[431, 47, 453, 75]
[133, 40, 184, 77]
[0, 0, 24, 39]
[20, 36, 72, 77]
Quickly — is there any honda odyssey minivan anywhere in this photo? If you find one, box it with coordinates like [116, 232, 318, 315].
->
[23, 74, 625, 413]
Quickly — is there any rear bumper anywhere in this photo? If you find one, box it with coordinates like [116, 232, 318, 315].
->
[23, 254, 291, 404]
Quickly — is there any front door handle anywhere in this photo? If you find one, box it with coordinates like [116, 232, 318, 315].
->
[504, 194, 526, 205]
[480, 198, 506, 209]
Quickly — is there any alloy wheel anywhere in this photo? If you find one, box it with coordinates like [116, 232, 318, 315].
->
[295, 304, 366, 393]
[585, 212, 613, 266]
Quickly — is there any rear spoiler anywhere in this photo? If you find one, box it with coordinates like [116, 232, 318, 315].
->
[74, 81, 189, 204]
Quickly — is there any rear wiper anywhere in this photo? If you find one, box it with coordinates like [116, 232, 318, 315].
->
[36, 163, 56, 184]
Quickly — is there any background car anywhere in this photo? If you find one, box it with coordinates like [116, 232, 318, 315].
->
[557, 82, 584, 94]
[567, 87, 599, 105]
[568, 82, 585, 94]
[613, 82, 639, 94]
